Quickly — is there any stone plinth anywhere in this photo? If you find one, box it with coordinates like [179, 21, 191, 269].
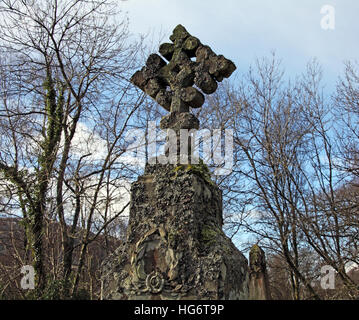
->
[101, 163, 249, 300]
[249, 244, 271, 300]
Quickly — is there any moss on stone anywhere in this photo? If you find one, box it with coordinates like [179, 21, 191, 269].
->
[170, 24, 190, 42]
[171, 164, 185, 180]
[201, 225, 221, 247]
[173, 165, 183, 172]
[249, 244, 265, 273]
[171, 159, 214, 186]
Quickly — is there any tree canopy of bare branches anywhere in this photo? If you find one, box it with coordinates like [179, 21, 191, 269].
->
[0, 0, 145, 298]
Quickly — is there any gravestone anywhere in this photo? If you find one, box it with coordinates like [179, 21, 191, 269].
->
[101, 25, 249, 300]
[249, 244, 271, 300]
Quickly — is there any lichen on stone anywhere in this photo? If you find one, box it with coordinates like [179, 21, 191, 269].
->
[201, 224, 221, 247]
[171, 159, 214, 186]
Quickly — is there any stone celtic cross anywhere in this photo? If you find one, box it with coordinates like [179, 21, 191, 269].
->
[131, 24, 237, 129]
[101, 26, 249, 302]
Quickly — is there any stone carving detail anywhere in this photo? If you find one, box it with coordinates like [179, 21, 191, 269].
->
[128, 227, 189, 298]
[130, 24, 236, 114]
[145, 271, 164, 294]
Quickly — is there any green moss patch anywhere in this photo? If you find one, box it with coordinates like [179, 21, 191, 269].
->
[172, 159, 214, 186]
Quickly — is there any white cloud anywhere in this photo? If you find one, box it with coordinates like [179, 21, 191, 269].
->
[67, 122, 108, 162]
[122, 0, 359, 91]
[65, 177, 131, 222]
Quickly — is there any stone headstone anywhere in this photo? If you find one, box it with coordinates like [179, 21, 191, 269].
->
[249, 244, 271, 300]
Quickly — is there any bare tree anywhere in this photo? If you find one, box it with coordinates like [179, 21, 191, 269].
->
[206, 56, 359, 299]
[200, 55, 325, 299]
[0, 0, 145, 298]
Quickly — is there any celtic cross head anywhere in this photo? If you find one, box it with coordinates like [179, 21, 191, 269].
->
[130, 24, 237, 115]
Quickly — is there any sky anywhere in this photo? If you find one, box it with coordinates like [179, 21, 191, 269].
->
[121, 0, 359, 92]
[117, 0, 359, 252]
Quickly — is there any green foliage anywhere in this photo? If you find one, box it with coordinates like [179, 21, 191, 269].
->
[172, 159, 214, 185]
[39, 72, 64, 170]
[24, 278, 91, 300]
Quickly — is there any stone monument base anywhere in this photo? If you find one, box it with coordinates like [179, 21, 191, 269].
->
[101, 163, 249, 300]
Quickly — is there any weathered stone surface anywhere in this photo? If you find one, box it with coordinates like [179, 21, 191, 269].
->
[130, 24, 236, 114]
[170, 24, 190, 42]
[194, 69, 218, 94]
[131, 70, 147, 91]
[145, 79, 162, 98]
[160, 112, 199, 131]
[101, 163, 249, 300]
[180, 87, 204, 109]
[159, 43, 175, 61]
[248, 244, 271, 300]
[183, 36, 201, 57]
[146, 53, 167, 71]
[155, 90, 172, 112]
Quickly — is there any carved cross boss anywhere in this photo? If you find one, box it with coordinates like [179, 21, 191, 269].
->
[130, 24, 237, 130]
